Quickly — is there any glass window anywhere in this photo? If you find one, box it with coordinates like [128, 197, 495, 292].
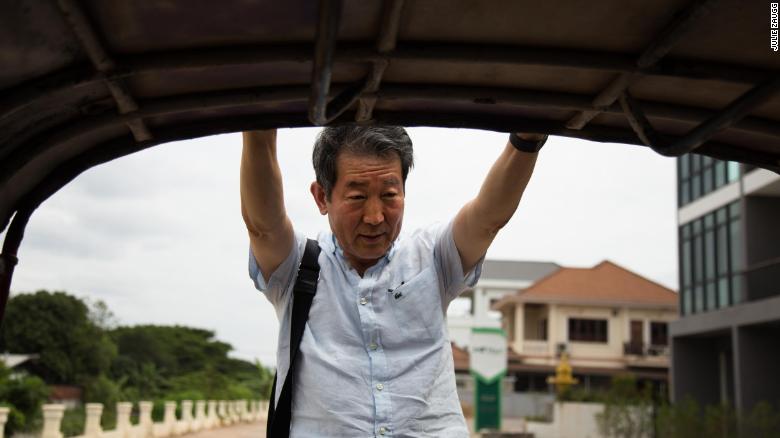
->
[706, 281, 716, 310]
[718, 278, 729, 308]
[730, 216, 743, 272]
[650, 322, 669, 346]
[680, 155, 689, 178]
[717, 225, 729, 276]
[683, 288, 692, 315]
[692, 175, 701, 199]
[703, 167, 713, 193]
[702, 156, 712, 167]
[705, 229, 715, 280]
[704, 213, 714, 229]
[732, 275, 743, 304]
[716, 207, 727, 225]
[692, 155, 701, 172]
[729, 201, 740, 219]
[694, 233, 704, 282]
[727, 162, 740, 182]
[681, 181, 690, 205]
[568, 318, 608, 343]
[715, 162, 726, 187]
[695, 285, 704, 313]
[682, 240, 692, 287]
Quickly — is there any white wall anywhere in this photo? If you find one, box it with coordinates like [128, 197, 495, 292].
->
[527, 402, 605, 438]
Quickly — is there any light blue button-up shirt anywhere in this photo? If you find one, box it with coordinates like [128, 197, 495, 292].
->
[249, 218, 483, 437]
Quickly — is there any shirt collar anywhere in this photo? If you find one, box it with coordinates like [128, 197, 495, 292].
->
[330, 233, 397, 264]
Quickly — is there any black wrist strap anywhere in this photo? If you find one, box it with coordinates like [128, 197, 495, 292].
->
[509, 132, 548, 153]
[266, 238, 321, 438]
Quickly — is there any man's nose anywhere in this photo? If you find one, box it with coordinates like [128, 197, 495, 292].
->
[363, 198, 384, 225]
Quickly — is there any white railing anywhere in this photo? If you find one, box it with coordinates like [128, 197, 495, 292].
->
[522, 339, 550, 355]
[0, 408, 8, 438]
[0, 399, 268, 438]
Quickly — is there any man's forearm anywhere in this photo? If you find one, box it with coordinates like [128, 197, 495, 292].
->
[240, 130, 288, 236]
[453, 136, 539, 273]
[470, 141, 538, 233]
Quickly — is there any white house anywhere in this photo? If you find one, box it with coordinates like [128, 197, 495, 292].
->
[492, 260, 678, 391]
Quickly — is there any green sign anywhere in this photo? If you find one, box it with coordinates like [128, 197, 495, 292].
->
[470, 327, 507, 432]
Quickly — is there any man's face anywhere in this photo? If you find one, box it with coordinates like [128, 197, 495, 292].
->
[311, 151, 405, 274]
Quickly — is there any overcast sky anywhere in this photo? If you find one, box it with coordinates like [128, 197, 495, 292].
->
[5, 127, 678, 365]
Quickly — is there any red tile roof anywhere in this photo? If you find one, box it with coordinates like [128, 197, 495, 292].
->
[493, 260, 677, 310]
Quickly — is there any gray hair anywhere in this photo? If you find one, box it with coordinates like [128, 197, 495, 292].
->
[312, 125, 414, 199]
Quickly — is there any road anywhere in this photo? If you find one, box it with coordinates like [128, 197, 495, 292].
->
[187, 422, 266, 438]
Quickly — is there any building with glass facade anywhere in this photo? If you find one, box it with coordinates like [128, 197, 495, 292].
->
[671, 156, 780, 414]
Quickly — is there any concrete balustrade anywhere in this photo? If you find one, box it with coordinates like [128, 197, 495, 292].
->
[205, 400, 218, 429]
[192, 400, 205, 432]
[11, 399, 265, 438]
[84, 403, 103, 437]
[0, 407, 9, 438]
[217, 400, 228, 426]
[175, 400, 193, 435]
[41, 404, 65, 438]
[139, 401, 153, 438]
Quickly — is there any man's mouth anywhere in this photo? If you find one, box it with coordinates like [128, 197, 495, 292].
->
[359, 233, 385, 242]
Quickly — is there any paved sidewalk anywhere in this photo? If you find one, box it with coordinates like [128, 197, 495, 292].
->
[187, 422, 266, 438]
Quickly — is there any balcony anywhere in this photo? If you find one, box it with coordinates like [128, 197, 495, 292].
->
[623, 342, 670, 368]
[521, 340, 551, 356]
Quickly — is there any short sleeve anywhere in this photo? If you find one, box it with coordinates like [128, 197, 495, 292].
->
[247, 230, 307, 308]
[432, 218, 485, 303]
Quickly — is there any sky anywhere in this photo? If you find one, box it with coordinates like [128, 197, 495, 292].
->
[4, 127, 678, 366]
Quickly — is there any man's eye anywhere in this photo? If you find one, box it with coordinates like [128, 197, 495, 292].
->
[348, 195, 365, 200]
[382, 192, 398, 198]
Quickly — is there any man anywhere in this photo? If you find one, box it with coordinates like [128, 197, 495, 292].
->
[241, 126, 544, 437]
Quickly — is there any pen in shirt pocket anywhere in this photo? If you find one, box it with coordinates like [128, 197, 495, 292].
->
[388, 281, 405, 300]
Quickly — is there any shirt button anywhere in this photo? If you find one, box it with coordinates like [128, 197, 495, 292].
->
[360, 297, 367, 305]
[369, 343, 378, 350]
[379, 427, 387, 435]
[376, 383, 384, 391]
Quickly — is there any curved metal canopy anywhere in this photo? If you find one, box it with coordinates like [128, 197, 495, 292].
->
[1, 0, 779, 319]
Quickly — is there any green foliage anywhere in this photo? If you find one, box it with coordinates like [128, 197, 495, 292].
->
[0, 404, 27, 436]
[596, 375, 654, 438]
[1, 288, 274, 431]
[742, 401, 780, 437]
[2, 289, 274, 398]
[83, 375, 121, 408]
[61, 407, 86, 437]
[0, 290, 116, 383]
[597, 377, 780, 438]
[108, 324, 273, 401]
[0, 364, 50, 435]
[557, 385, 606, 403]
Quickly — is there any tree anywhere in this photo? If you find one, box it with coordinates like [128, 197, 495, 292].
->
[0, 290, 116, 383]
[109, 324, 274, 400]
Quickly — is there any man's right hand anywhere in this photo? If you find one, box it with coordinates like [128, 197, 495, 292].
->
[240, 129, 294, 283]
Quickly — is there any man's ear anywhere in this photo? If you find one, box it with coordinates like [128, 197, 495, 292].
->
[310, 182, 328, 215]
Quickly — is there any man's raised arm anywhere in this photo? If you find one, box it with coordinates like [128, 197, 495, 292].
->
[452, 133, 542, 274]
[240, 129, 294, 283]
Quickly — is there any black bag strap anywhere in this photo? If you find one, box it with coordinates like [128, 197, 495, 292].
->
[267, 238, 321, 438]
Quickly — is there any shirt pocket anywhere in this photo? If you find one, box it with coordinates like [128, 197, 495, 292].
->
[387, 267, 444, 343]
